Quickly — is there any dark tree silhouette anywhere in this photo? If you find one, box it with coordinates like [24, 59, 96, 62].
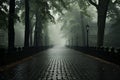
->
[24, 0, 30, 47]
[8, 0, 15, 49]
[34, 12, 43, 47]
[88, 0, 110, 47]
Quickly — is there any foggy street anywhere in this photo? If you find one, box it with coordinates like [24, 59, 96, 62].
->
[1, 47, 120, 80]
[1, 0, 120, 80]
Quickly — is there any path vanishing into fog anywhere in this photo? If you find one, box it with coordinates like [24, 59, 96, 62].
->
[0, 47, 120, 80]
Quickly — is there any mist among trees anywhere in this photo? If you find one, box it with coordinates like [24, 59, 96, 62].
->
[0, 0, 120, 48]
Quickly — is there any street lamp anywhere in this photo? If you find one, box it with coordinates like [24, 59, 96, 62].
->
[86, 24, 89, 47]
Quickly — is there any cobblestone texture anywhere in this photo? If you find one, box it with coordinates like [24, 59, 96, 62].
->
[0, 47, 120, 80]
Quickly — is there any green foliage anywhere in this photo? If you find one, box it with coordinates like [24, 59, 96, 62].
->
[0, 10, 8, 29]
[71, 0, 91, 18]
[49, 0, 69, 14]
[61, 7, 90, 39]
[16, 0, 71, 27]
[0, 0, 22, 30]
[107, 0, 120, 26]
[0, 0, 8, 30]
[77, 0, 90, 10]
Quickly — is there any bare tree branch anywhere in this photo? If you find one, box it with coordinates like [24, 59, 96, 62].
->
[88, 0, 98, 9]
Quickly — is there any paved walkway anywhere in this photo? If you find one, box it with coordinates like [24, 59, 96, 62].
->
[0, 47, 120, 80]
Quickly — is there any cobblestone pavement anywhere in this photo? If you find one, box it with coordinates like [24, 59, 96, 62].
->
[0, 47, 120, 80]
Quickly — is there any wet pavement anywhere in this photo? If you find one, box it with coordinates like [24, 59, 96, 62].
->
[0, 46, 120, 80]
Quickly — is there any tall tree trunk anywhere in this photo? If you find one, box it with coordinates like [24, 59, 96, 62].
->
[38, 21, 43, 47]
[97, 0, 110, 47]
[29, 20, 34, 46]
[44, 26, 49, 46]
[34, 13, 39, 47]
[8, 0, 15, 49]
[29, 24, 32, 46]
[97, 10, 107, 47]
[34, 13, 43, 47]
[88, 0, 110, 47]
[24, 0, 30, 47]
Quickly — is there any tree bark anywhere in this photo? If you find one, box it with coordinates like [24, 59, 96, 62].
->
[29, 22, 32, 46]
[97, 10, 107, 47]
[34, 13, 39, 47]
[88, 0, 110, 47]
[8, 0, 15, 49]
[44, 26, 49, 46]
[29, 20, 35, 46]
[97, 0, 110, 47]
[34, 13, 43, 47]
[24, 0, 30, 47]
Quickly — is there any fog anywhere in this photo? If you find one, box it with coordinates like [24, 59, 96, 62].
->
[14, 13, 66, 47]
[0, 0, 120, 48]
[48, 13, 66, 47]
[15, 22, 24, 47]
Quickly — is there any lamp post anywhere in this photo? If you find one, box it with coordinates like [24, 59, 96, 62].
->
[86, 24, 89, 47]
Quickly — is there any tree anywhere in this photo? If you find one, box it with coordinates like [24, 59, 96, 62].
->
[60, 5, 91, 47]
[31, 0, 68, 47]
[24, 0, 30, 47]
[106, 0, 120, 47]
[88, 0, 110, 47]
[18, 0, 69, 47]
[108, 0, 120, 25]
[34, 12, 43, 47]
[8, 0, 15, 49]
[0, 0, 8, 30]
